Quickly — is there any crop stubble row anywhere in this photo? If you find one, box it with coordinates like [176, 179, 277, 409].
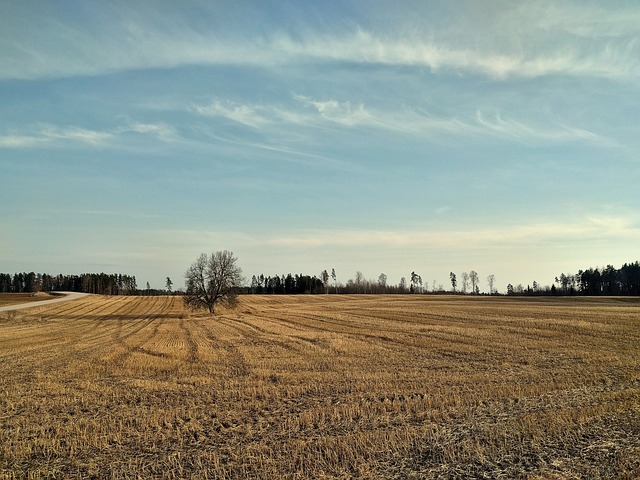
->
[0, 294, 638, 478]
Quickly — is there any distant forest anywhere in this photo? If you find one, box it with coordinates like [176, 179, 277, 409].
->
[247, 272, 408, 295]
[0, 272, 139, 295]
[247, 261, 640, 296]
[1, 260, 639, 296]
[510, 261, 640, 296]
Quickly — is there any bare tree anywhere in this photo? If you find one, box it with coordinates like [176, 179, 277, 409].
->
[321, 269, 330, 294]
[184, 251, 243, 314]
[469, 270, 479, 294]
[461, 272, 470, 293]
[378, 273, 387, 289]
[487, 274, 495, 294]
[331, 268, 337, 294]
[354, 271, 364, 293]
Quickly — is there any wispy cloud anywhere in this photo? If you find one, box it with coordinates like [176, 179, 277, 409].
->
[0, 125, 112, 148]
[0, 134, 43, 148]
[0, 101, 610, 155]
[193, 96, 378, 130]
[124, 122, 178, 143]
[263, 215, 640, 251]
[279, 25, 639, 80]
[2, 2, 638, 81]
[0, 122, 182, 149]
[155, 214, 640, 255]
[42, 125, 113, 144]
[293, 95, 375, 127]
[191, 95, 613, 148]
[290, 95, 473, 136]
[192, 101, 270, 129]
[512, 2, 640, 39]
[474, 111, 611, 145]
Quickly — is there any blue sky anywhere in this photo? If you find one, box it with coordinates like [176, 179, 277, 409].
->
[1, 0, 639, 292]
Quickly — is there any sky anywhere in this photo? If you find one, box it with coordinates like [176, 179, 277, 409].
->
[1, 0, 639, 292]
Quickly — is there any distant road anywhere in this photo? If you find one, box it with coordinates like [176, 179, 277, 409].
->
[0, 292, 89, 312]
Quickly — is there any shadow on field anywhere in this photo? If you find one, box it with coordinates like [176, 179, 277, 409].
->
[47, 314, 180, 321]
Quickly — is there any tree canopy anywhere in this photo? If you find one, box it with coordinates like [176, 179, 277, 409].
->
[184, 251, 243, 314]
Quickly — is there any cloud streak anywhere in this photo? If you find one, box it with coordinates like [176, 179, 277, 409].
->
[0, 98, 613, 155]
[190, 96, 611, 147]
[125, 123, 178, 143]
[1, 2, 638, 81]
[0, 123, 181, 149]
[264, 215, 640, 251]
[0, 126, 113, 148]
[160, 213, 640, 255]
[474, 111, 611, 146]
[193, 101, 270, 129]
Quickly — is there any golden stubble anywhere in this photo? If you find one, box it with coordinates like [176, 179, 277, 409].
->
[0, 294, 638, 479]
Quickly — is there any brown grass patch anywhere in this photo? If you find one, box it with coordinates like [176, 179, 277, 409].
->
[0, 295, 639, 478]
[0, 292, 56, 307]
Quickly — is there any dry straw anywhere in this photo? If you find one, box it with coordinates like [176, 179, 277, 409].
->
[0, 294, 638, 478]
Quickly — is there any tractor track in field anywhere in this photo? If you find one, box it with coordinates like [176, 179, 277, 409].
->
[178, 315, 199, 363]
[0, 297, 173, 373]
[108, 296, 174, 364]
[279, 308, 507, 356]
[194, 317, 254, 377]
[0, 297, 128, 364]
[250, 310, 414, 353]
[39, 294, 121, 317]
[71, 297, 160, 363]
[218, 314, 291, 346]
[227, 313, 340, 355]
[1, 296, 178, 370]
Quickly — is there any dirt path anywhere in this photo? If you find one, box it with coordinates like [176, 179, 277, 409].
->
[0, 292, 89, 312]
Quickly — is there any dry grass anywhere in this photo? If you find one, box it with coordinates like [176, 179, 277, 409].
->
[0, 293, 56, 307]
[0, 294, 639, 479]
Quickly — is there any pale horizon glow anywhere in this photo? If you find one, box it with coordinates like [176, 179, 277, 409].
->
[1, 1, 639, 292]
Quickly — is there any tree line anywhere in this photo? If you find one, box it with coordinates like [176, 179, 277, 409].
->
[247, 273, 325, 295]
[248, 261, 640, 297]
[245, 269, 493, 295]
[183, 252, 640, 317]
[3, 260, 638, 299]
[246, 271, 407, 295]
[507, 261, 640, 296]
[0, 272, 139, 295]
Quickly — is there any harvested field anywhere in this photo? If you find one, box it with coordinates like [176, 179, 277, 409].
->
[0, 294, 639, 479]
[0, 293, 57, 307]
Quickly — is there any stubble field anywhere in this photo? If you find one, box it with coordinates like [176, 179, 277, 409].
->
[0, 294, 639, 479]
[0, 293, 56, 307]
